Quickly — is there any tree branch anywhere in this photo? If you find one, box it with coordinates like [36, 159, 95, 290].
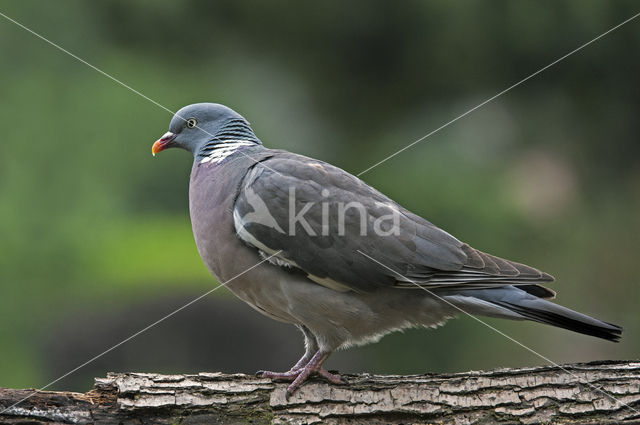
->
[1, 360, 639, 424]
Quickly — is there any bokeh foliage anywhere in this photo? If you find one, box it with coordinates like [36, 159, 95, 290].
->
[0, 0, 638, 391]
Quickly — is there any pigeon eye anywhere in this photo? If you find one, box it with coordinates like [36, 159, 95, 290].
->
[186, 118, 197, 128]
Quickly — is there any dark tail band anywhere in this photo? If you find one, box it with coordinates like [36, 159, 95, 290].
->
[495, 300, 622, 342]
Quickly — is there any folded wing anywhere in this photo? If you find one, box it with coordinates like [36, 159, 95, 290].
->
[233, 152, 554, 295]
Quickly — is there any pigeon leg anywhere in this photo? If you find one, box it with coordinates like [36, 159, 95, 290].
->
[285, 350, 344, 398]
[256, 325, 318, 378]
[288, 324, 319, 372]
[258, 349, 346, 398]
[288, 351, 314, 372]
[257, 352, 312, 380]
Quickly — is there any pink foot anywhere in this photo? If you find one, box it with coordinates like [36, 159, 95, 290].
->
[256, 350, 346, 398]
[256, 369, 301, 381]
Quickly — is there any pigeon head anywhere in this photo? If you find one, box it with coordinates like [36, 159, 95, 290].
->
[152, 103, 261, 157]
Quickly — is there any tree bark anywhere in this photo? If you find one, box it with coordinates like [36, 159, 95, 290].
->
[1, 360, 639, 424]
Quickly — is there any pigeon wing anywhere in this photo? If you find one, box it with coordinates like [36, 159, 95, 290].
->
[233, 151, 553, 294]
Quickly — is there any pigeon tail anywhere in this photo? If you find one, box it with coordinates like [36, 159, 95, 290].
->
[444, 287, 622, 342]
[493, 298, 622, 342]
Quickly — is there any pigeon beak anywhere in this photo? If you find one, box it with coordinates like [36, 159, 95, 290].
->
[152, 131, 177, 156]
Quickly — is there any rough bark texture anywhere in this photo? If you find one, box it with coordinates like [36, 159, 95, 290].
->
[1, 360, 639, 424]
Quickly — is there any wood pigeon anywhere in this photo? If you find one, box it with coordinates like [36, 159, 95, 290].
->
[152, 103, 622, 396]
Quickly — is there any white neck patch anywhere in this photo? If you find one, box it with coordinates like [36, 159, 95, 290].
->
[199, 140, 256, 164]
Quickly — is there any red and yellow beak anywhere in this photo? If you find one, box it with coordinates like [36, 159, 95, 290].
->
[152, 131, 177, 156]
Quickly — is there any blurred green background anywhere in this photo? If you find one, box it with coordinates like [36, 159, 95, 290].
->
[0, 0, 638, 392]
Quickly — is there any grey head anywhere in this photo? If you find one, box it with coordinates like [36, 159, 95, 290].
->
[152, 103, 261, 159]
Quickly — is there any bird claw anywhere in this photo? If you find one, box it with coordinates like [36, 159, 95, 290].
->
[316, 368, 345, 385]
[260, 350, 344, 397]
[328, 369, 348, 384]
[259, 366, 345, 398]
[256, 369, 300, 381]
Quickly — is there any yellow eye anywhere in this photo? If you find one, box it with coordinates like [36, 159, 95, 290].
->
[186, 118, 197, 128]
